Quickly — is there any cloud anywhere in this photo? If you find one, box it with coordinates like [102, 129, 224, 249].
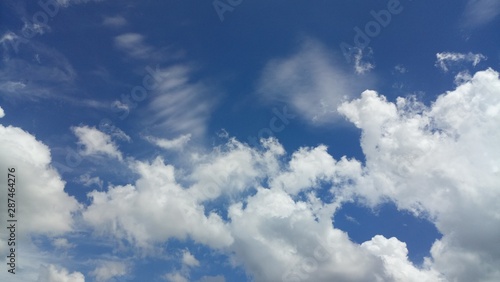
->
[77, 173, 104, 189]
[198, 275, 226, 282]
[182, 250, 200, 267]
[463, 0, 500, 28]
[72, 125, 123, 161]
[90, 261, 128, 282]
[115, 33, 153, 59]
[353, 47, 375, 75]
[164, 272, 189, 282]
[52, 238, 75, 250]
[0, 124, 81, 235]
[141, 64, 218, 138]
[82, 157, 234, 250]
[394, 64, 407, 74]
[257, 39, 375, 125]
[145, 134, 191, 151]
[0, 105, 4, 118]
[37, 264, 85, 282]
[103, 15, 127, 27]
[435, 52, 486, 72]
[337, 68, 500, 281]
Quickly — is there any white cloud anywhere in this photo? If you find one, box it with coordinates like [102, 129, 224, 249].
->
[257, 39, 375, 125]
[463, 0, 500, 28]
[77, 173, 104, 189]
[72, 125, 123, 161]
[164, 272, 189, 282]
[435, 52, 487, 72]
[0, 105, 4, 118]
[82, 157, 234, 250]
[337, 68, 500, 281]
[37, 264, 85, 282]
[362, 235, 444, 282]
[52, 238, 75, 250]
[145, 134, 191, 151]
[182, 250, 200, 267]
[353, 47, 375, 75]
[0, 124, 81, 235]
[198, 275, 226, 282]
[142, 64, 218, 138]
[90, 261, 128, 282]
[115, 33, 153, 59]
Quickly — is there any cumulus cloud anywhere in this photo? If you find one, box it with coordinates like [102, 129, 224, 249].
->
[90, 261, 128, 282]
[52, 238, 75, 250]
[164, 272, 189, 282]
[0, 105, 4, 118]
[182, 250, 200, 267]
[435, 52, 486, 72]
[257, 39, 375, 125]
[337, 68, 500, 281]
[37, 264, 85, 282]
[72, 125, 123, 160]
[82, 157, 234, 250]
[0, 124, 80, 235]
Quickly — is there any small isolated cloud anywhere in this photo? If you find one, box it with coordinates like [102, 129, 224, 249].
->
[37, 264, 85, 282]
[103, 15, 127, 27]
[90, 261, 128, 282]
[463, 0, 500, 28]
[145, 134, 191, 151]
[77, 173, 104, 189]
[52, 238, 75, 250]
[72, 125, 123, 160]
[435, 52, 487, 72]
[182, 250, 200, 267]
[353, 47, 375, 75]
[0, 106, 4, 118]
[394, 64, 408, 74]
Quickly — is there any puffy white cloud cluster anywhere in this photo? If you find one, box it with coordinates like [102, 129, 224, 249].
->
[338, 68, 500, 281]
[2, 66, 499, 281]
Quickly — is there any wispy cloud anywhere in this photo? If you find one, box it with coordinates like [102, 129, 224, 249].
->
[257, 38, 375, 125]
[435, 52, 486, 72]
[463, 0, 500, 28]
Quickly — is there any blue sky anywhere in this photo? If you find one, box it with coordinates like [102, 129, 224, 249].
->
[1, 0, 500, 281]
